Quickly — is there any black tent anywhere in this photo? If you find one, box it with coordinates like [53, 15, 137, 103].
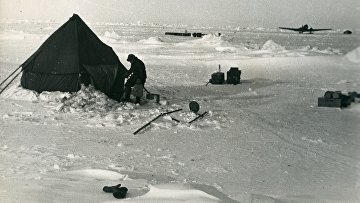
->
[20, 14, 127, 99]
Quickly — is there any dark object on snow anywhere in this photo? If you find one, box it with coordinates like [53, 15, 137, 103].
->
[209, 65, 225, 85]
[165, 32, 205, 37]
[189, 101, 200, 113]
[318, 98, 342, 108]
[144, 87, 160, 103]
[165, 32, 191, 37]
[112, 187, 128, 199]
[20, 14, 127, 100]
[171, 117, 180, 122]
[318, 91, 354, 108]
[145, 93, 160, 103]
[208, 65, 242, 85]
[343, 30, 352, 34]
[188, 100, 208, 124]
[192, 32, 205, 37]
[133, 109, 183, 135]
[209, 72, 225, 84]
[103, 184, 122, 193]
[189, 112, 208, 124]
[226, 67, 241, 85]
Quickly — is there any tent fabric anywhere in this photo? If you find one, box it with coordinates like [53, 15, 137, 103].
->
[21, 20, 80, 74]
[21, 72, 79, 92]
[20, 14, 127, 98]
[84, 64, 125, 95]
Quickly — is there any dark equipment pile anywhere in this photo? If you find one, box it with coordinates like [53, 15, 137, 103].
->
[209, 66, 241, 85]
[318, 91, 359, 108]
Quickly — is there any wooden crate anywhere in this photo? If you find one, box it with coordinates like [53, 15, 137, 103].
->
[318, 97, 342, 108]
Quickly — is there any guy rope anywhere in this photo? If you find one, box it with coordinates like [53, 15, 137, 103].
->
[0, 66, 23, 95]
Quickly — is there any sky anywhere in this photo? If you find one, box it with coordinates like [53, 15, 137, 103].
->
[1, 0, 360, 29]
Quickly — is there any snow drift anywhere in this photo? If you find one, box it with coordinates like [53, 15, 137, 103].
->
[346, 46, 360, 63]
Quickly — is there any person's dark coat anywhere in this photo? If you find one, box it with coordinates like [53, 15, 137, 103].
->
[125, 57, 147, 87]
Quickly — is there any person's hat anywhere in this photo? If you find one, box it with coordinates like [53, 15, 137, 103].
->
[127, 54, 136, 62]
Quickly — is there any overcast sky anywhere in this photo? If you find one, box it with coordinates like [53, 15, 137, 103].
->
[1, 0, 359, 29]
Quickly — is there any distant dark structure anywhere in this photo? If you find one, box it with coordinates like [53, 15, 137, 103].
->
[279, 24, 332, 34]
[165, 31, 206, 37]
[165, 32, 191, 37]
[318, 91, 358, 108]
[343, 30, 352, 34]
[191, 32, 206, 37]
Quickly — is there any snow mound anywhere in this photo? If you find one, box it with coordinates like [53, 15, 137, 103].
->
[345, 46, 360, 63]
[138, 37, 165, 44]
[100, 31, 121, 43]
[119, 184, 220, 203]
[57, 85, 122, 113]
[261, 40, 285, 51]
[176, 34, 244, 52]
[0, 82, 72, 102]
[315, 47, 341, 55]
[299, 45, 341, 55]
[104, 31, 120, 40]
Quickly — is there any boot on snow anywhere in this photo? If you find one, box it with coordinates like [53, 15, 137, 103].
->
[102, 184, 121, 193]
[112, 187, 128, 199]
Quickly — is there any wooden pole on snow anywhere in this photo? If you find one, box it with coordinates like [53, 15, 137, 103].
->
[133, 108, 182, 135]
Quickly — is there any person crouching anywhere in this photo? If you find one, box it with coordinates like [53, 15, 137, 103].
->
[123, 54, 147, 103]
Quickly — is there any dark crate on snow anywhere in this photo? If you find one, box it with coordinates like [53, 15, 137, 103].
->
[318, 97, 342, 108]
[209, 72, 225, 84]
[318, 91, 352, 108]
[324, 91, 342, 99]
[226, 67, 241, 84]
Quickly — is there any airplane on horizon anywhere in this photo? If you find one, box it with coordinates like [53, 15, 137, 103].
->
[279, 24, 332, 34]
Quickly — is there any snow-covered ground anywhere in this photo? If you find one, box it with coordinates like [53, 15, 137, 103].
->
[0, 22, 359, 203]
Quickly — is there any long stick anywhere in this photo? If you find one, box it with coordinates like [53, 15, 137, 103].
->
[161, 108, 182, 116]
[133, 108, 182, 135]
[143, 87, 151, 94]
[0, 70, 23, 95]
[189, 111, 208, 124]
[0, 66, 22, 87]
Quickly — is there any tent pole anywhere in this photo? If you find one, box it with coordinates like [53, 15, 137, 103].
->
[0, 66, 22, 87]
[0, 70, 23, 95]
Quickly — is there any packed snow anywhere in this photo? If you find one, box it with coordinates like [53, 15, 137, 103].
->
[0, 21, 360, 203]
[346, 46, 360, 63]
